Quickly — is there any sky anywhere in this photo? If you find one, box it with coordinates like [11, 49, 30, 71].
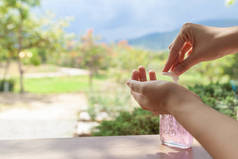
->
[37, 0, 238, 41]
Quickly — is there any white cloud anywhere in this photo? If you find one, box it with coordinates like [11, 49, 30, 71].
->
[39, 0, 238, 41]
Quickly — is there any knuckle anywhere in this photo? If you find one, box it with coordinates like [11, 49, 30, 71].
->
[171, 47, 180, 55]
[182, 23, 193, 31]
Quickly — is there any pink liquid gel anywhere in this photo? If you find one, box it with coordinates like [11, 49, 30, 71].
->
[160, 114, 193, 149]
[160, 72, 193, 149]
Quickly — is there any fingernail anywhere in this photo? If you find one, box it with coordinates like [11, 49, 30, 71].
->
[138, 65, 144, 69]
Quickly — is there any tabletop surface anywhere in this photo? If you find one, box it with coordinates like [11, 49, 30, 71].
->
[0, 135, 212, 159]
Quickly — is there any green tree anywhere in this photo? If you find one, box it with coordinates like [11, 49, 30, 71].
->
[0, 0, 72, 93]
[110, 41, 152, 84]
[78, 29, 110, 89]
[0, 0, 42, 92]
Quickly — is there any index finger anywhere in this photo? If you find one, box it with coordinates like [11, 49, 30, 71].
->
[163, 34, 186, 72]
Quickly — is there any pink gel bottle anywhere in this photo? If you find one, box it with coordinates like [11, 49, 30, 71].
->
[160, 72, 193, 149]
[160, 115, 193, 149]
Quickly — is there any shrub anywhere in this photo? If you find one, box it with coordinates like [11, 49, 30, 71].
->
[188, 82, 238, 119]
[0, 79, 15, 92]
[30, 54, 41, 66]
[92, 108, 160, 136]
[87, 87, 135, 120]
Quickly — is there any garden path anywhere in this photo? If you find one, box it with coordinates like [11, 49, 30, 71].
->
[0, 93, 88, 140]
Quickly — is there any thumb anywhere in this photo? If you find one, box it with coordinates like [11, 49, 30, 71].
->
[173, 55, 198, 75]
[126, 80, 144, 93]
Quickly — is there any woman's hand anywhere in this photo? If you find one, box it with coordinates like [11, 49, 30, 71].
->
[127, 66, 201, 115]
[163, 23, 238, 75]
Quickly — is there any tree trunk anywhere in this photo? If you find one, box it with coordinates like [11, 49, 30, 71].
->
[16, 17, 24, 93]
[89, 70, 93, 91]
[17, 59, 24, 93]
[3, 59, 11, 80]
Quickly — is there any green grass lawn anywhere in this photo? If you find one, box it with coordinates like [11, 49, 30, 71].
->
[15, 75, 107, 94]
[13, 70, 227, 94]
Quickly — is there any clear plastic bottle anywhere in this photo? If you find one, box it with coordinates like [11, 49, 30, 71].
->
[160, 72, 193, 149]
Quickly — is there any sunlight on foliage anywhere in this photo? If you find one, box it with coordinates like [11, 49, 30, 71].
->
[225, 0, 236, 6]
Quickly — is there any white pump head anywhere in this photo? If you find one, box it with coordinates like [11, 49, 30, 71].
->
[162, 72, 179, 82]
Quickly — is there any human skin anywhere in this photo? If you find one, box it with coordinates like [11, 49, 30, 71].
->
[127, 66, 238, 159]
[163, 23, 238, 75]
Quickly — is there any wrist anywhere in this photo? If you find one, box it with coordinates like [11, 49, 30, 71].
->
[168, 94, 204, 116]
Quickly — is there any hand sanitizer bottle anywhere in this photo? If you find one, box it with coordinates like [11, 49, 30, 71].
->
[160, 72, 193, 149]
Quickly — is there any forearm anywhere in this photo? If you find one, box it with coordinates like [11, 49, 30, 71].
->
[172, 101, 238, 159]
[216, 26, 238, 55]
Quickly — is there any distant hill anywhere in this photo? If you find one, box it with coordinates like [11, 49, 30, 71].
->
[128, 19, 238, 50]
